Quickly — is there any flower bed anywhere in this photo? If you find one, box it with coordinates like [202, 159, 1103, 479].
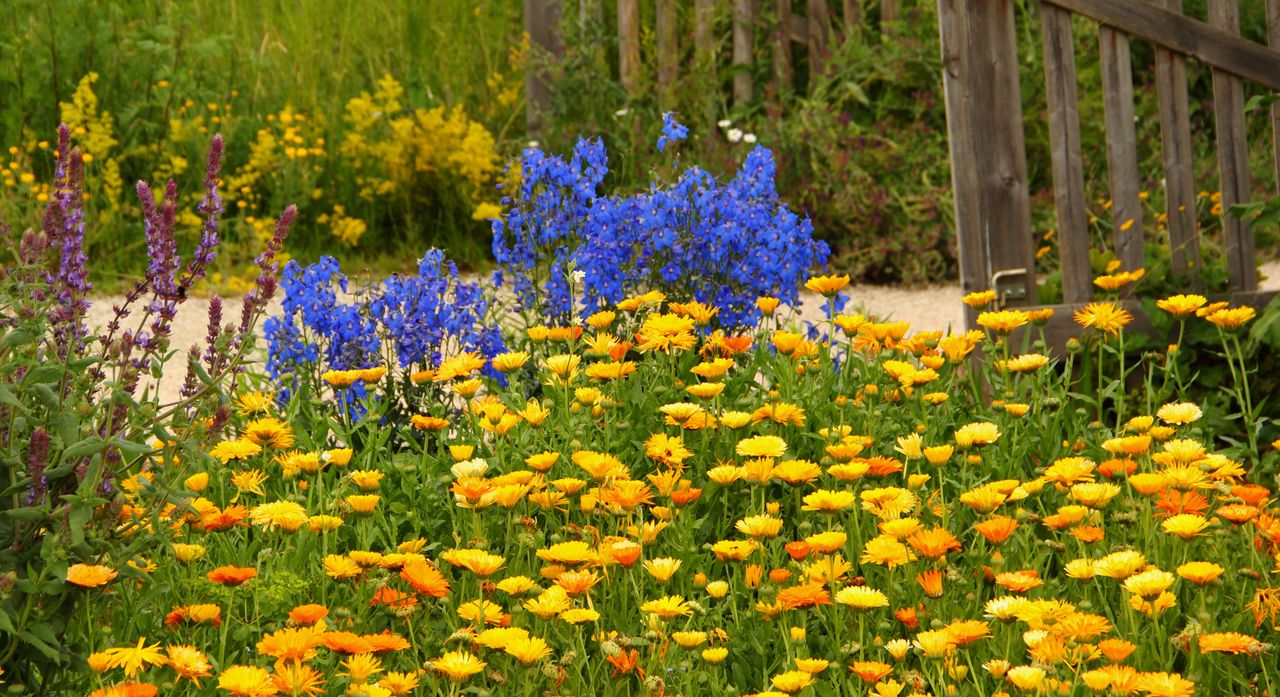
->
[2, 127, 1278, 697]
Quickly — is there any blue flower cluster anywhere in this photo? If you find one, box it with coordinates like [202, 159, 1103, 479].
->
[264, 250, 504, 392]
[491, 115, 828, 328]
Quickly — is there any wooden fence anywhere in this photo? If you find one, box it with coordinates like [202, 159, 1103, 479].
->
[939, 0, 1280, 345]
[523, 0, 906, 130]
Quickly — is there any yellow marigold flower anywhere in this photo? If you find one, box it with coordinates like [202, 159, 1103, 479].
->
[913, 629, 956, 658]
[209, 438, 261, 463]
[496, 576, 539, 596]
[218, 665, 277, 695]
[923, 445, 954, 465]
[559, 607, 600, 624]
[963, 290, 997, 308]
[690, 357, 734, 379]
[1001, 353, 1049, 372]
[1093, 550, 1147, 579]
[1205, 305, 1255, 329]
[249, 500, 308, 532]
[771, 670, 816, 693]
[976, 310, 1030, 334]
[955, 421, 1001, 448]
[1176, 561, 1224, 584]
[308, 515, 343, 532]
[491, 351, 530, 373]
[772, 459, 822, 485]
[859, 534, 915, 568]
[736, 435, 787, 458]
[636, 313, 698, 353]
[617, 290, 666, 311]
[410, 414, 449, 430]
[801, 489, 855, 512]
[643, 557, 682, 582]
[585, 360, 636, 381]
[686, 382, 725, 399]
[324, 554, 362, 580]
[1156, 402, 1202, 425]
[66, 563, 117, 588]
[173, 543, 206, 563]
[1073, 302, 1133, 335]
[702, 646, 730, 663]
[735, 514, 784, 538]
[835, 586, 888, 610]
[1006, 665, 1046, 691]
[184, 472, 210, 491]
[430, 651, 486, 682]
[711, 539, 758, 561]
[1162, 513, 1210, 539]
[544, 354, 582, 381]
[1156, 294, 1207, 317]
[322, 369, 363, 387]
[805, 273, 850, 296]
[505, 636, 553, 664]
[345, 494, 380, 513]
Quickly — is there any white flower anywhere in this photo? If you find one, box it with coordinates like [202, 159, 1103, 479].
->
[717, 119, 732, 129]
[726, 128, 743, 143]
[615, 108, 630, 117]
[527, 140, 541, 149]
[571, 270, 586, 284]
[742, 133, 757, 144]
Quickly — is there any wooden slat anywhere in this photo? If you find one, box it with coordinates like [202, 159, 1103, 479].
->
[774, 0, 794, 93]
[882, 0, 900, 29]
[1041, 5, 1092, 304]
[808, 0, 832, 78]
[733, 0, 754, 106]
[1209, 0, 1256, 291]
[789, 14, 809, 43]
[1012, 290, 1278, 352]
[1269, 0, 1280, 194]
[1044, 0, 1280, 92]
[618, 0, 640, 97]
[937, 0, 1037, 328]
[844, 0, 862, 36]
[695, 0, 717, 126]
[524, 0, 562, 133]
[657, 0, 678, 108]
[1099, 26, 1144, 275]
[1152, 0, 1201, 287]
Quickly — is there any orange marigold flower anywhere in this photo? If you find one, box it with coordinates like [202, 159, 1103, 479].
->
[777, 582, 832, 610]
[207, 566, 257, 586]
[66, 563, 118, 588]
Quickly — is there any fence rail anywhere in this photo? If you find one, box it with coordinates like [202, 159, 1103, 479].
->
[938, 0, 1280, 343]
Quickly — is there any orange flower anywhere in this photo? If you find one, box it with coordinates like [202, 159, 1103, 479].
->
[994, 570, 1042, 593]
[207, 566, 257, 586]
[323, 631, 374, 654]
[1232, 484, 1271, 505]
[1154, 488, 1209, 518]
[906, 528, 961, 559]
[1098, 638, 1136, 663]
[849, 661, 893, 682]
[974, 516, 1018, 544]
[400, 560, 450, 598]
[1198, 632, 1258, 654]
[370, 586, 418, 609]
[66, 563, 118, 588]
[785, 541, 811, 561]
[200, 505, 249, 532]
[916, 570, 944, 598]
[1068, 525, 1105, 543]
[289, 604, 329, 625]
[1215, 504, 1259, 524]
[777, 582, 832, 610]
[894, 606, 920, 629]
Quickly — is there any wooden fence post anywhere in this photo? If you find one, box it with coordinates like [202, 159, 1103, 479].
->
[733, 0, 754, 106]
[696, 0, 718, 125]
[843, 0, 862, 36]
[657, 0, 679, 107]
[1099, 26, 1145, 274]
[1271, 0, 1280, 195]
[937, 0, 1036, 325]
[807, 0, 832, 79]
[618, 0, 641, 97]
[1041, 5, 1092, 303]
[1208, 0, 1256, 291]
[1152, 0, 1202, 287]
[774, 0, 794, 93]
[882, 0, 900, 32]
[524, 0, 562, 134]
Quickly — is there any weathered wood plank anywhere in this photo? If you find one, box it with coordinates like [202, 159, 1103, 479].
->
[618, 0, 641, 97]
[843, 0, 861, 36]
[734, 0, 754, 106]
[882, 0, 900, 28]
[1152, 0, 1201, 288]
[808, 0, 832, 78]
[1099, 26, 1144, 276]
[524, 0, 562, 133]
[1208, 0, 1256, 291]
[937, 0, 1036, 328]
[657, 0, 678, 107]
[1268, 0, 1280, 193]
[789, 14, 809, 43]
[1041, 5, 1092, 304]
[696, 0, 717, 126]
[1044, 0, 1280, 92]
[774, 0, 794, 93]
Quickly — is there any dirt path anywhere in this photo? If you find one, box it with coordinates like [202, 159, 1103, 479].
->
[87, 261, 1280, 403]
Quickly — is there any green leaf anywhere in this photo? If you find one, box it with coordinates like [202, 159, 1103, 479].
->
[62, 436, 106, 460]
[109, 438, 155, 455]
[0, 383, 20, 408]
[0, 329, 36, 349]
[31, 383, 59, 411]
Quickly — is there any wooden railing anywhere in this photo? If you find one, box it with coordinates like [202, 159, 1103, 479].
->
[939, 0, 1280, 344]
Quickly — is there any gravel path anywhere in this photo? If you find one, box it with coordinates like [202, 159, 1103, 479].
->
[87, 261, 1280, 403]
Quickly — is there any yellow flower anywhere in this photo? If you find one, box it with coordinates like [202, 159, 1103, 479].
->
[976, 310, 1030, 334]
[1006, 665, 1045, 691]
[835, 586, 889, 610]
[771, 670, 816, 693]
[805, 273, 851, 296]
[430, 651, 486, 681]
[643, 557, 682, 582]
[1176, 561, 1224, 584]
[636, 313, 698, 353]
[735, 514, 784, 538]
[66, 563, 118, 588]
[702, 646, 729, 663]
[1162, 513, 1210, 539]
[736, 435, 787, 458]
[218, 665, 277, 696]
[1156, 294, 1207, 317]
[1073, 302, 1133, 335]
[505, 636, 553, 663]
[491, 351, 530, 373]
[100, 637, 167, 677]
[801, 489, 855, 512]
[1204, 306, 1255, 329]
[1156, 402, 1202, 425]
[963, 290, 997, 308]
[640, 595, 692, 619]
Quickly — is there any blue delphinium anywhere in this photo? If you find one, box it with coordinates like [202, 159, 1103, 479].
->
[264, 249, 504, 399]
[493, 114, 828, 328]
[656, 111, 688, 152]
